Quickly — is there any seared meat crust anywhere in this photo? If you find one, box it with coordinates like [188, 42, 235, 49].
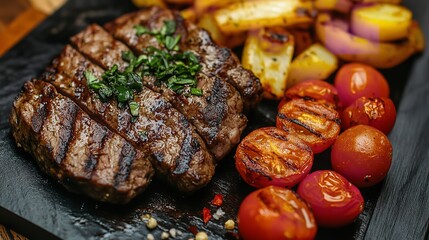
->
[104, 7, 262, 110]
[71, 24, 247, 160]
[10, 7, 261, 202]
[42, 45, 215, 192]
[10, 80, 154, 204]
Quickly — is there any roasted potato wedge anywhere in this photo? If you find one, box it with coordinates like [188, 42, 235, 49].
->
[198, 13, 246, 48]
[165, 0, 193, 4]
[288, 43, 338, 86]
[314, 0, 353, 13]
[214, 0, 314, 33]
[316, 13, 425, 68]
[194, 0, 240, 15]
[355, 0, 401, 4]
[351, 4, 412, 42]
[132, 0, 166, 8]
[242, 28, 294, 99]
[181, 7, 197, 22]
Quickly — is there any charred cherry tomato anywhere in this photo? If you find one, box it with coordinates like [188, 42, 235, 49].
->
[279, 80, 340, 109]
[238, 186, 317, 240]
[276, 99, 341, 153]
[297, 170, 364, 228]
[341, 97, 396, 134]
[335, 63, 389, 107]
[331, 125, 393, 188]
[235, 127, 313, 188]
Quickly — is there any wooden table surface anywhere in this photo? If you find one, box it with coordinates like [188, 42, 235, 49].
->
[0, 1, 65, 238]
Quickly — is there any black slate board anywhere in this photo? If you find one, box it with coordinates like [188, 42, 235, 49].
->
[0, 0, 428, 239]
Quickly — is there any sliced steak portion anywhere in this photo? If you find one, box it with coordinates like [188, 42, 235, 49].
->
[10, 80, 154, 204]
[104, 7, 262, 110]
[42, 45, 215, 192]
[70, 24, 247, 160]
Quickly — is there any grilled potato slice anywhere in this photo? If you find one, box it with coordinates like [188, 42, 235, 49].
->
[288, 43, 338, 87]
[181, 7, 197, 22]
[314, 0, 353, 13]
[194, 0, 240, 15]
[165, 0, 193, 4]
[351, 4, 412, 42]
[198, 13, 246, 48]
[132, 0, 166, 8]
[355, 0, 401, 4]
[242, 28, 294, 99]
[316, 13, 425, 69]
[214, 0, 314, 33]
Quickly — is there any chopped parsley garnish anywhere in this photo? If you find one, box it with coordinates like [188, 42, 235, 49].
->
[131, 20, 202, 95]
[85, 20, 202, 121]
[85, 69, 142, 122]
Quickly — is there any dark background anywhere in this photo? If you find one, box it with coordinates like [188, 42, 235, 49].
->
[0, 0, 428, 239]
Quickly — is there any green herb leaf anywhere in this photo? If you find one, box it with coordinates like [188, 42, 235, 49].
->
[129, 101, 139, 117]
[164, 35, 181, 51]
[134, 25, 149, 36]
[84, 70, 99, 85]
[191, 88, 203, 96]
[163, 20, 176, 35]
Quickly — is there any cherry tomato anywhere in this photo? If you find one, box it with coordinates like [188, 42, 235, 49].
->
[279, 80, 340, 109]
[238, 186, 317, 240]
[235, 127, 313, 188]
[331, 125, 393, 188]
[277, 99, 341, 153]
[342, 97, 396, 134]
[297, 170, 365, 228]
[335, 63, 389, 107]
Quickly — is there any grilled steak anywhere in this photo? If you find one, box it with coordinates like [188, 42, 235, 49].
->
[10, 80, 154, 204]
[10, 7, 261, 203]
[104, 7, 263, 110]
[70, 24, 247, 160]
[43, 45, 215, 192]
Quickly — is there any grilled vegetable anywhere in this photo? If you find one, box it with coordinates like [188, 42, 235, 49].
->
[355, 0, 401, 4]
[235, 127, 313, 189]
[198, 13, 246, 48]
[276, 99, 341, 154]
[351, 3, 412, 42]
[288, 43, 338, 87]
[194, 0, 239, 15]
[314, 0, 353, 13]
[316, 13, 425, 68]
[242, 28, 294, 99]
[181, 8, 197, 22]
[164, 0, 193, 4]
[131, 0, 166, 8]
[214, 0, 314, 33]
[290, 29, 314, 57]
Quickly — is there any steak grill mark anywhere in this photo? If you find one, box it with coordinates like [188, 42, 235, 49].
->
[71, 23, 246, 160]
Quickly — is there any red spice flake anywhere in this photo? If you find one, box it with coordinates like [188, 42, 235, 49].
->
[211, 194, 224, 207]
[188, 225, 198, 235]
[202, 207, 212, 224]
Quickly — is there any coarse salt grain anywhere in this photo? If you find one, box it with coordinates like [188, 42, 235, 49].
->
[212, 208, 225, 220]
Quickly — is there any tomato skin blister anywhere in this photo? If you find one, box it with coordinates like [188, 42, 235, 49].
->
[297, 170, 364, 228]
[341, 97, 396, 134]
[238, 186, 317, 240]
[276, 99, 341, 153]
[235, 127, 313, 188]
